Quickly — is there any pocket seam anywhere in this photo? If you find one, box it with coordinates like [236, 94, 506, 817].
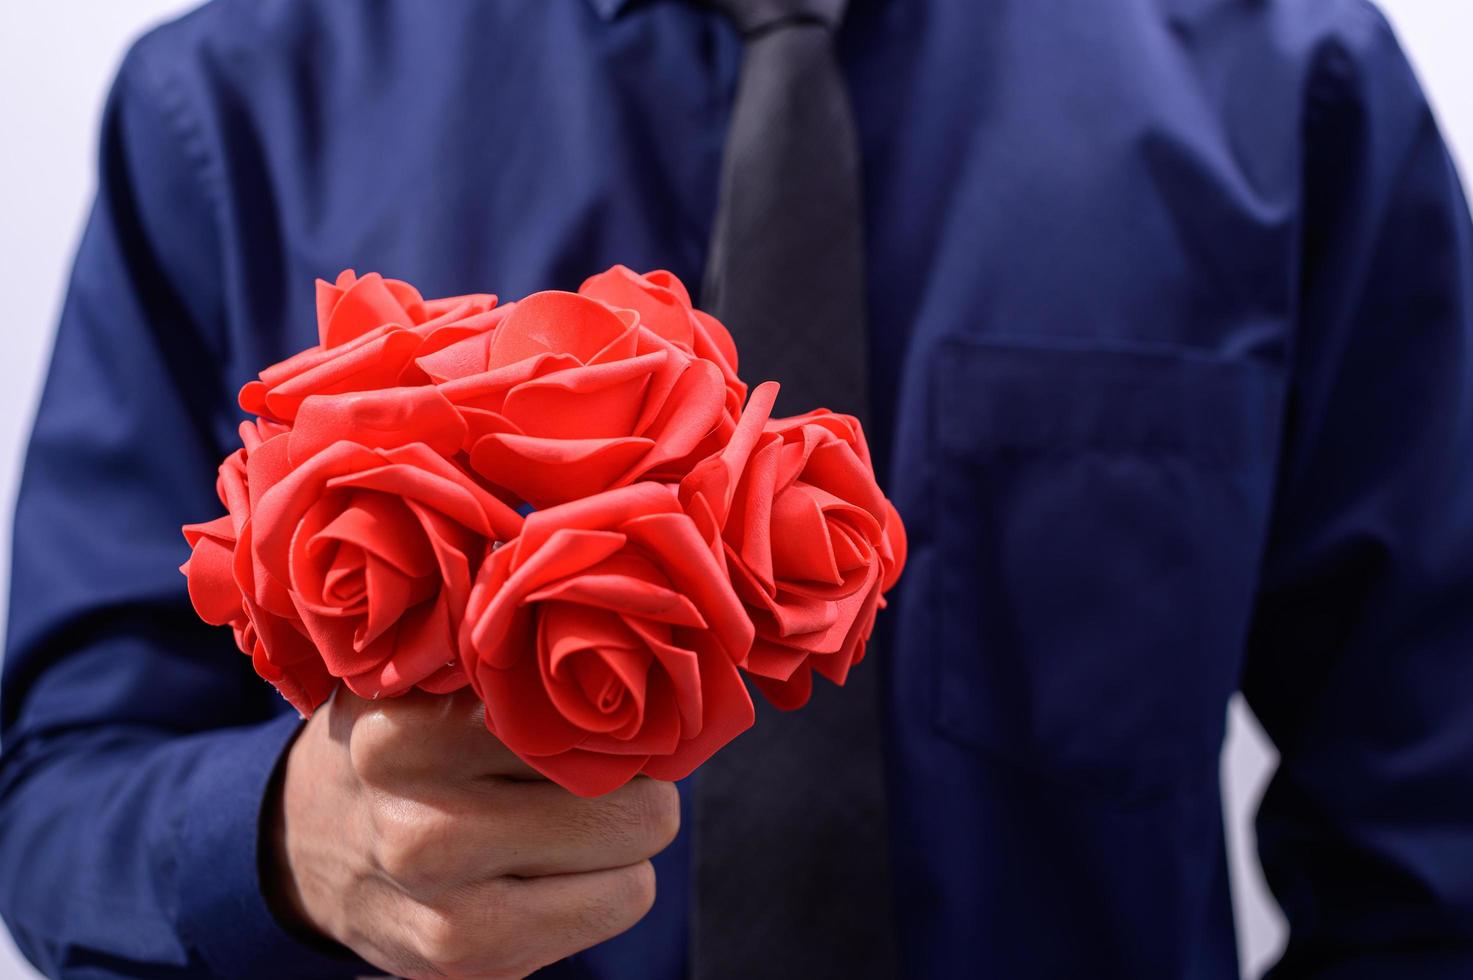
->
[935, 336, 1275, 468]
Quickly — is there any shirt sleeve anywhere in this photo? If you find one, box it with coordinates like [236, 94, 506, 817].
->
[1244, 5, 1473, 976]
[0, 34, 363, 980]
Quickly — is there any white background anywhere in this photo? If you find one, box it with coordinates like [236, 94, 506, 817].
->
[0, 2, 1470, 978]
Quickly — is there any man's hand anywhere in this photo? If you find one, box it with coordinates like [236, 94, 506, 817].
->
[266, 687, 678, 979]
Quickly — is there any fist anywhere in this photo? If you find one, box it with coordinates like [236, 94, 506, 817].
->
[266, 687, 680, 979]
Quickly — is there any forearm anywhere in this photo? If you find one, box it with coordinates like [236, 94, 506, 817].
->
[1247, 4, 1473, 971]
[0, 709, 361, 979]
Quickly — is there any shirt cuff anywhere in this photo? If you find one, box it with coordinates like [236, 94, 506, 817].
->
[174, 711, 370, 979]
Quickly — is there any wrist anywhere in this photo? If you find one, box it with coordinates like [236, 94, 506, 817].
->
[259, 722, 345, 956]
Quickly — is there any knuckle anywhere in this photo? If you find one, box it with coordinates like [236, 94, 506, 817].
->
[622, 778, 681, 853]
[620, 860, 658, 920]
[582, 862, 656, 936]
[566, 779, 679, 858]
[414, 891, 523, 979]
[414, 909, 479, 974]
[348, 709, 404, 784]
[373, 802, 451, 892]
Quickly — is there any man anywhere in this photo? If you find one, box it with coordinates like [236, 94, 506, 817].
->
[4, 0, 1473, 977]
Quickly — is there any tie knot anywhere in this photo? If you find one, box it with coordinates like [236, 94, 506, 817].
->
[707, 0, 848, 37]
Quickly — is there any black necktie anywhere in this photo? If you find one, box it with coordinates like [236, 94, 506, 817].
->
[693, 2, 897, 977]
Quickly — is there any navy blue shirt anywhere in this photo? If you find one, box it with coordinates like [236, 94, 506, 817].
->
[5, 0, 1473, 977]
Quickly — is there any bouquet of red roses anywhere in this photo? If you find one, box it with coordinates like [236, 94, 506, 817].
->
[181, 265, 906, 796]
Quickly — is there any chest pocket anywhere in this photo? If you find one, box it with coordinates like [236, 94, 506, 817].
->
[930, 338, 1279, 798]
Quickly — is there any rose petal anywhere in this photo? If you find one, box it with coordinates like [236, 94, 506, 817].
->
[579, 265, 696, 350]
[465, 529, 628, 668]
[438, 350, 583, 409]
[801, 437, 887, 518]
[727, 556, 835, 638]
[501, 355, 665, 439]
[744, 638, 812, 683]
[417, 329, 497, 383]
[481, 637, 587, 757]
[625, 358, 726, 479]
[319, 271, 424, 348]
[255, 323, 394, 388]
[679, 381, 779, 527]
[620, 512, 754, 662]
[407, 501, 479, 624]
[540, 605, 649, 735]
[516, 483, 680, 553]
[749, 666, 814, 713]
[369, 596, 457, 696]
[624, 618, 705, 734]
[881, 499, 907, 592]
[180, 523, 244, 626]
[290, 387, 468, 463]
[297, 607, 362, 681]
[640, 632, 754, 781]
[250, 613, 337, 716]
[731, 437, 783, 591]
[418, 663, 470, 694]
[287, 496, 358, 615]
[411, 297, 500, 342]
[419, 291, 497, 321]
[488, 291, 633, 368]
[358, 552, 418, 649]
[255, 329, 423, 421]
[328, 445, 521, 541]
[469, 433, 652, 508]
[309, 493, 437, 579]
[321, 548, 366, 607]
[689, 307, 741, 376]
[518, 748, 650, 799]
[578, 669, 682, 757]
[769, 486, 842, 585]
[524, 571, 707, 629]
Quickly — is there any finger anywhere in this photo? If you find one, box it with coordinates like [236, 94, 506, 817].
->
[406, 861, 658, 978]
[476, 776, 682, 877]
[343, 688, 542, 786]
[372, 777, 680, 895]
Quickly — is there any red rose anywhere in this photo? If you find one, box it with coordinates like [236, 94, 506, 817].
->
[181, 418, 336, 714]
[578, 265, 746, 420]
[459, 482, 755, 797]
[420, 290, 729, 508]
[243, 393, 523, 703]
[240, 270, 504, 421]
[680, 382, 907, 709]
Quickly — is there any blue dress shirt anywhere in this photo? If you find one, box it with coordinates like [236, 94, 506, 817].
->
[4, 0, 1473, 977]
